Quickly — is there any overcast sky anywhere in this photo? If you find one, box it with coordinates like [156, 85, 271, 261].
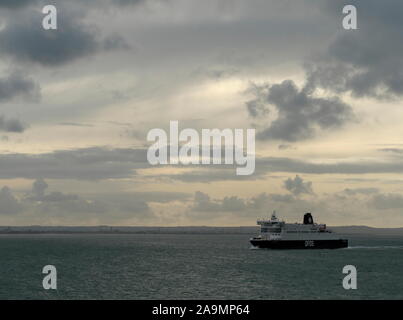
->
[0, 0, 402, 227]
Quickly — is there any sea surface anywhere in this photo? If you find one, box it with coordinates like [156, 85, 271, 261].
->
[0, 233, 402, 299]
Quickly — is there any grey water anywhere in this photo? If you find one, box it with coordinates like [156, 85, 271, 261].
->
[0, 233, 402, 300]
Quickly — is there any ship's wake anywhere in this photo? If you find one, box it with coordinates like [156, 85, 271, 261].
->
[346, 245, 403, 250]
[249, 245, 261, 250]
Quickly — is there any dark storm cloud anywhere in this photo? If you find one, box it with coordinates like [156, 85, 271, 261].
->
[0, 11, 98, 66]
[0, 116, 28, 133]
[0, 7, 130, 67]
[309, 0, 403, 99]
[244, 0, 403, 141]
[247, 80, 355, 142]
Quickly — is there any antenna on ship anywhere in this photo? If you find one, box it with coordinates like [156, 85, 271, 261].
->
[271, 210, 277, 221]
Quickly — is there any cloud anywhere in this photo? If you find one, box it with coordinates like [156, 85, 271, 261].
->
[0, 115, 28, 133]
[41, 192, 80, 202]
[283, 175, 313, 196]
[158, 167, 264, 183]
[102, 34, 132, 51]
[268, 193, 295, 203]
[343, 187, 379, 196]
[278, 144, 294, 150]
[221, 196, 247, 211]
[369, 193, 403, 210]
[124, 191, 192, 203]
[378, 148, 403, 154]
[111, 0, 146, 6]
[0, 7, 130, 67]
[187, 191, 316, 223]
[245, 192, 294, 209]
[32, 177, 48, 198]
[0, 0, 35, 9]
[29, 178, 85, 203]
[247, 193, 271, 210]
[58, 122, 94, 127]
[0, 0, 146, 10]
[192, 191, 251, 213]
[305, 0, 403, 99]
[0, 72, 40, 102]
[247, 80, 355, 141]
[26, 179, 152, 218]
[0, 147, 149, 180]
[5, 179, 191, 223]
[152, 153, 403, 184]
[245, 83, 270, 118]
[243, 1, 403, 142]
[192, 191, 295, 214]
[257, 156, 403, 175]
[185, 188, 403, 225]
[0, 186, 23, 214]
[5, 148, 382, 183]
[96, 192, 190, 214]
[192, 191, 221, 212]
[0, 10, 96, 66]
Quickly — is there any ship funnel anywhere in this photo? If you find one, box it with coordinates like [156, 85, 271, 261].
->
[303, 213, 314, 224]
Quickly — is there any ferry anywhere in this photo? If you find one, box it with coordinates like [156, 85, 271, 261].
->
[250, 212, 348, 249]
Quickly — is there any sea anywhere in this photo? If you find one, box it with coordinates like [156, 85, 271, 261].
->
[0, 233, 402, 300]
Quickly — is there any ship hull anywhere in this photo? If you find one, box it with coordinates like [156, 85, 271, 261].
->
[250, 239, 348, 249]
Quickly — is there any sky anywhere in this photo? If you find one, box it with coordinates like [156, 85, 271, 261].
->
[0, 0, 403, 227]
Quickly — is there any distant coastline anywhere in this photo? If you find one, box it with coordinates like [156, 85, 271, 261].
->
[0, 225, 402, 236]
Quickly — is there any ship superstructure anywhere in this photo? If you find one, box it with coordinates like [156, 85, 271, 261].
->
[250, 212, 348, 249]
